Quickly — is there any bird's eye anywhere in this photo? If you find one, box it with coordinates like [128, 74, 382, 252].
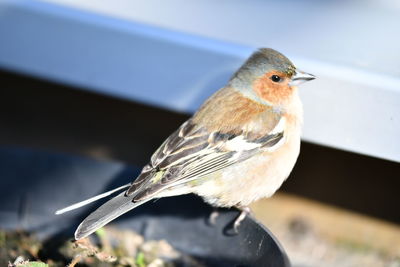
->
[271, 75, 282, 83]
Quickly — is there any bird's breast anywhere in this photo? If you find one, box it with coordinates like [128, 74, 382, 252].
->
[193, 93, 303, 207]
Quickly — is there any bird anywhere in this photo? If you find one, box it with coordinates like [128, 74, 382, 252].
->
[56, 48, 315, 240]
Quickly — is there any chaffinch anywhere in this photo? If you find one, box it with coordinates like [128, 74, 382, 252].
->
[56, 48, 315, 239]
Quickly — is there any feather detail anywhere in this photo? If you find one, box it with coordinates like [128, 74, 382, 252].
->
[55, 184, 131, 215]
[126, 111, 285, 202]
[74, 192, 151, 240]
[191, 87, 272, 134]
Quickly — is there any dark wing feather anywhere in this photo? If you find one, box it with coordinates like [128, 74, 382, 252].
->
[126, 121, 208, 195]
[127, 118, 284, 201]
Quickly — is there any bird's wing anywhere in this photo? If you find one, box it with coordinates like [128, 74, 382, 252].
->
[126, 116, 285, 201]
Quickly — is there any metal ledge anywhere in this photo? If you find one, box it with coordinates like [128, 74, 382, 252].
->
[0, 0, 399, 162]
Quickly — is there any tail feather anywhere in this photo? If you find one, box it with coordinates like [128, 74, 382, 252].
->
[55, 184, 131, 215]
[74, 191, 151, 240]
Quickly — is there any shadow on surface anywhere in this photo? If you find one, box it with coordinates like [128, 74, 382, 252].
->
[0, 146, 289, 267]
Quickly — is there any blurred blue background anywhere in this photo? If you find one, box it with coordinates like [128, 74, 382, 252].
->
[0, 0, 399, 162]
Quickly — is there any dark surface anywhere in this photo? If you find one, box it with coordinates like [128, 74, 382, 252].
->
[1, 68, 400, 225]
[0, 147, 290, 267]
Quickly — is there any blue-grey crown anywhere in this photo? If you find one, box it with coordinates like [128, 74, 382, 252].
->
[229, 48, 296, 88]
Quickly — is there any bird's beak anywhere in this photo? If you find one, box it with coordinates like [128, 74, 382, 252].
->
[290, 70, 316, 86]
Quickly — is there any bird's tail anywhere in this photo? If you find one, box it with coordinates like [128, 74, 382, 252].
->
[74, 191, 151, 240]
[54, 184, 151, 240]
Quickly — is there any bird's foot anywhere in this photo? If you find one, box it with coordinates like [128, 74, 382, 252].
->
[207, 209, 220, 225]
[232, 206, 251, 234]
[224, 206, 252, 235]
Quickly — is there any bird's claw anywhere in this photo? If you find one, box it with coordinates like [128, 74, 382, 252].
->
[208, 209, 220, 225]
[233, 207, 250, 232]
[224, 206, 251, 235]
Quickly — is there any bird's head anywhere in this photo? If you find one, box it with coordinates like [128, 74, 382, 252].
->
[229, 48, 315, 106]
